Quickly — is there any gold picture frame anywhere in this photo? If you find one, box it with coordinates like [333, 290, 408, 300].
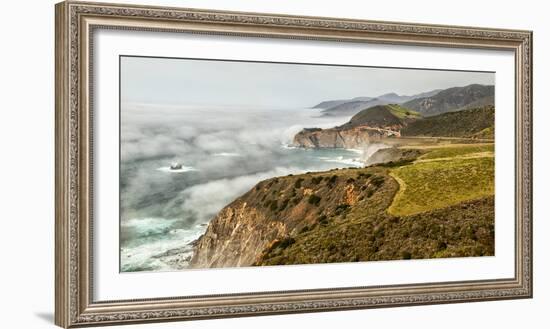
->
[55, 1, 532, 327]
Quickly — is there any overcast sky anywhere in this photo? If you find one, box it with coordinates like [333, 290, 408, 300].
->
[121, 56, 495, 109]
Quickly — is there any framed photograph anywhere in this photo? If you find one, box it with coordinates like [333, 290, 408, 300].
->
[55, 1, 532, 327]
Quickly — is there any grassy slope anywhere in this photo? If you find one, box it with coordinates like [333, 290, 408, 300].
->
[388, 157, 494, 216]
[343, 104, 420, 129]
[255, 143, 495, 266]
[401, 106, 495, 138]
[386, 104, 422, 119]
[417, 144, 494, 160]
[345, 105, 402, 128]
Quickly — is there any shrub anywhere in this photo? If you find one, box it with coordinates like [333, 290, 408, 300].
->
[279, 237, 296, 249]
[335, 204, 350, 211]
[374, 226, 385, 238]
[370, 176, 385, 188]
[308, 194, 322, 206]
[328, 175, 338, 184]
[334, 204, 350, 215]
[269, 200, 278, 212]
[279, 199, 290, 211]
[311, 176, 323, 185]
[357, 173, 372, 179]
[346, 177, 355, 184]
[294, 178, 305, 189]
[401, 251, 412, 259]
[378, 159, 414, 168]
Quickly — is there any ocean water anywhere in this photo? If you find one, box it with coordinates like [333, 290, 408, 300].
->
[120, 104, 385, 272]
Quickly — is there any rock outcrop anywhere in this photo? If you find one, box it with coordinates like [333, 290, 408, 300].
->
[293, 126, 399, 149]
[365, 148, 424, 166]
[293, 104, 416, 149]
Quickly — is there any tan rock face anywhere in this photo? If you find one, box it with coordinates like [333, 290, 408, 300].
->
[190, 202, 288, 268]
[293, 126, 399, 149]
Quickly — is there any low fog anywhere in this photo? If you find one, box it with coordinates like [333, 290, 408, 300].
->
[120, 103, 350, 237]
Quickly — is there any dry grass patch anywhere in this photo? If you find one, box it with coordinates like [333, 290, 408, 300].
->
[388, 157, 494, 216]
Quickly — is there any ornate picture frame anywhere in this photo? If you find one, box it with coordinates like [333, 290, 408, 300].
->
[55, 1, 532, 327]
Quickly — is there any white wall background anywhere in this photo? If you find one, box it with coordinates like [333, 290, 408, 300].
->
[0, 0, 546, 328]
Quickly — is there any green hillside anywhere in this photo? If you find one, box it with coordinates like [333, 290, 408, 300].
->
[386, 104, 422, 119]
[341, 104, 421, 129]
[401, 105, 494, 138]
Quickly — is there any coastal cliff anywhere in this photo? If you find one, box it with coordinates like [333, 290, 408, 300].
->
[190, 168, 382, 268]
[293, 126, 398, 149]
[293, 104, 418, 148]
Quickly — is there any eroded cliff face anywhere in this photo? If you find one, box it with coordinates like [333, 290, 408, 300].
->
[190, 168, 386, 268]
[292, 126, 399, 149]
[365, 148, 424, 166]
[190, 202, 289, 268]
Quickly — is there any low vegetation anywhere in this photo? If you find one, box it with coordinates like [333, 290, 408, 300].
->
[417, 144, 494, 160]
[386, 104, 422, 119]
[401, 105, 495, 138]
[388, 156, 494, 216]
[341, 104, 418, 129]
[253, 142, 495, 266]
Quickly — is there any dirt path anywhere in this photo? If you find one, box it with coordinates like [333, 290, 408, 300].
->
[399, 136, 495, 142]
[414, 152, 494, 163]
[387, 171, 407, 216]
[399, 142, 494, 150]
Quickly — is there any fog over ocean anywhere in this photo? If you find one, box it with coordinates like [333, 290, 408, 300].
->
[120, 103, 382, 272]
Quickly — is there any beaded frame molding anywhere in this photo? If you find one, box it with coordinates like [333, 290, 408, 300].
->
[55, 1, 532, 327]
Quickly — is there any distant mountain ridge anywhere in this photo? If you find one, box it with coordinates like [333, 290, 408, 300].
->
[402, 84, 494, 116]
[312, 84, 494, 118]
[313, 89, 441, 117]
